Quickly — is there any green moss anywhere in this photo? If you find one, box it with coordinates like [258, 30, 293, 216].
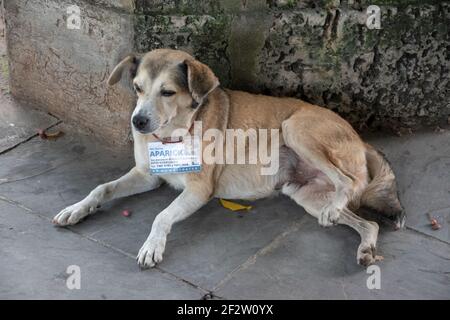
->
[285, 0, 298, 8]
[217, 0, 242, 12]
[130, 1, 449, 129]
[376, 4, 449, 48]
[190, 14, 233, 84]
[362, 0, 441, 6]
[134, 0, 270, 15]
[227, 13, 272, 90]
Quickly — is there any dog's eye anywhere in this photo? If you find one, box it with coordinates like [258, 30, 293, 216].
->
[134, 84, 143, 94]
[161, 90, 176, 97]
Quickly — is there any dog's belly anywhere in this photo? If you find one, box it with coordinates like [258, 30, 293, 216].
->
[213, 146, 328, 200]
[154, 146, 328, 199]
[214, 164, 284, 200]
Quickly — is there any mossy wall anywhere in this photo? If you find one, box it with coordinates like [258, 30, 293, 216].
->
[4, 0, 449, 146]
[135, 0, 450, 131]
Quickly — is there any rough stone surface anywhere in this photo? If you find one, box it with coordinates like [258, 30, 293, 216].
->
[215, 216, 450, 299]
[0, 6, 8, 95]
[3, 0, 450, 145]
[134, 1, 450, 132]
[0, 118, 449, 298]
[367, 130, 450, 244]
[0, 200, 204, 299]
[4, 0, 136, 146]
[0, 123, 305, 290]
[0, 94, 59, 154]
[0, 12, 60, 154]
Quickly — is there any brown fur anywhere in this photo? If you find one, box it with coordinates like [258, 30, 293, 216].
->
[361, 144, 405, 225]
[55, 49, 404, 268]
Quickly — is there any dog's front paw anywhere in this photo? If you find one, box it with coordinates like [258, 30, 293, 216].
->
[318, 205, 340, 227]
[136, 234, 167, 269]
[53, 202, 94, 226]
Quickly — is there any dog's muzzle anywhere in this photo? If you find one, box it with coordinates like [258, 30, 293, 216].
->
[132, 114, 151, 133]
[132, 112, 161, 134]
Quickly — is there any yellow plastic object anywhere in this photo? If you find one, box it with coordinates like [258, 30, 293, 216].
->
[219, 199, 252, 212]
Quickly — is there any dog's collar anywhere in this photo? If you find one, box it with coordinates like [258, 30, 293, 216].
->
[152, 121, 195, 144]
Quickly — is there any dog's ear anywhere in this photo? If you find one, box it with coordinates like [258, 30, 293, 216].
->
[182, 58, 220, 106]
[107, 54, 140, 86]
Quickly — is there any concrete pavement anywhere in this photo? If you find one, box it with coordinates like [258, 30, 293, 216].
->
[0, 99, 449, 299]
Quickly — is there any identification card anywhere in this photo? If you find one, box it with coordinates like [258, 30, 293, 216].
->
[148, 136, 202, 175]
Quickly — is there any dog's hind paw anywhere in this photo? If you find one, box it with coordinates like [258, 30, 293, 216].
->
[52, 202, 93, 226]
[357, 243, 381, 267]
[136, 234, 167, 269]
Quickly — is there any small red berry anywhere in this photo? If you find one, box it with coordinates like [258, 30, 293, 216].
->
[122, 210, 131, 217]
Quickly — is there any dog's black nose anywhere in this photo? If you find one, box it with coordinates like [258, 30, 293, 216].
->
[132, 115, 150, 131]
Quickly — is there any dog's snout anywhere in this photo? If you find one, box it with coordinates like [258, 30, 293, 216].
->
[132, 115, 150, 132]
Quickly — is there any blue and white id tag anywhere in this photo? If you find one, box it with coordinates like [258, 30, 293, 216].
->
[148, 136, 202, 175]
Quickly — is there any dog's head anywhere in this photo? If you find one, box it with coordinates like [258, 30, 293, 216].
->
[108, 49, 219, 135]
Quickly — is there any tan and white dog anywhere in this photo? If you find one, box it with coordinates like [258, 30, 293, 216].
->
[53, 49, 405, 268]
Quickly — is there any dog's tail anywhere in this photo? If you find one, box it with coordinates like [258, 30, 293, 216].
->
[360, 144, 405, 229]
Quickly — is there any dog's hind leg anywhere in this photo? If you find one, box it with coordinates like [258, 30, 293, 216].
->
[339, 207, 380, 266]
[282, 113, 365, 227]
[282, 181, 379, 266]
[53, 167, 162, 226]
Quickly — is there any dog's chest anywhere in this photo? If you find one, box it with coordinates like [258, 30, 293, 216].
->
[160, 174, 188, 190]
[134, 132, 192, 190]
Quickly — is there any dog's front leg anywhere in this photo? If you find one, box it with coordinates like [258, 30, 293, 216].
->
[53, 167, 161, 226]
[137, 184, 210, 268]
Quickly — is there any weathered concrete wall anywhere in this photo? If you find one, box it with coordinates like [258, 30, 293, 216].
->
[135, 0, 450, 131]
[4, 0, 136, 145]
[4, 0, 450, 145]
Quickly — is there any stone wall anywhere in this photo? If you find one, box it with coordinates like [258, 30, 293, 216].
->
[4, 0, 450, 145]
[4, 0, 136, 145]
